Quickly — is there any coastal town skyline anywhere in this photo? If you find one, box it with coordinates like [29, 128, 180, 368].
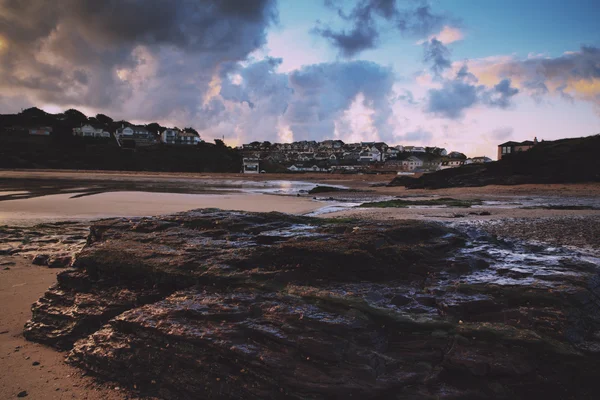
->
[0, 1, 599, 158]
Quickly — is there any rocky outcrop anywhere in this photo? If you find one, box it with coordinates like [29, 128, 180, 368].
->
[24, 210, 600, 399]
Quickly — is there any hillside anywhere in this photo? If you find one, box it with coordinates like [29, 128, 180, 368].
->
[0, 108, 242, 173]
[389, 135, 600, 189]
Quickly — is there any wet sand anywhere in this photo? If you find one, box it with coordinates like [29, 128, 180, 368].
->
[0, 256, 142, 400]
[0, 192, 325, 226]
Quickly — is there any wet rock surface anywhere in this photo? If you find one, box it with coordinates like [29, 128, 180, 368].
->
[0, 222, 88, 267]
[23, 210, 600, 399]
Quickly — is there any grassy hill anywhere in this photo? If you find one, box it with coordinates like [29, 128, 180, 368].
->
[389, 135, 600, 189]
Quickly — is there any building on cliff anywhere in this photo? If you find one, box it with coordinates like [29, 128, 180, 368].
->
[73, 124, 111, 138]
[115, 125, 158, 148]
[161, 128, 202, 145]
[498, 137, 538, 159]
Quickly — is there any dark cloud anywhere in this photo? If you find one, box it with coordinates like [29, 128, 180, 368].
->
[426, 64, 519, 119]
[423, 38, 451, 78]
[427, 80, 479, 119]
[313, 25, 379, 58]
[0, 0, 277, 112]
[314, 0, 447, 57]
[455, 64, 477, 83]
[482, 79, 519, 108]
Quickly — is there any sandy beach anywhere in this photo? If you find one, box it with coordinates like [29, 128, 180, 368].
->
[1, 169, 600, 399]
[0, 192, 324, 226]
[0, 256, 141, 400]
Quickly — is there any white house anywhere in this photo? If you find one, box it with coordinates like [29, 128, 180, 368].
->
[73, 124, 110, 138]
[115, 125, 157, 147]
[161, 128, 201, 145]
[369, 146, 384, 162]
[401, 156, 423, 171]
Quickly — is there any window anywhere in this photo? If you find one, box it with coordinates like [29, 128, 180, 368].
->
[502, 146, 511, 154]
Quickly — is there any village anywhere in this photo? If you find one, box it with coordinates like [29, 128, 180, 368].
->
[26, 121, 539, 175]
[237, 139, 535, 174]
[13, 105, 539, 175]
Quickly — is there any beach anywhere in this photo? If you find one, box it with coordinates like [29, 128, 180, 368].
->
[1, 169, 600, 399]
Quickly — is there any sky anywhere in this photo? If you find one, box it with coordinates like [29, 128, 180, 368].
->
[0, 0, 599, 158]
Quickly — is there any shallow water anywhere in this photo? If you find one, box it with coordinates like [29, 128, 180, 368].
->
[449, 222, 600, 289]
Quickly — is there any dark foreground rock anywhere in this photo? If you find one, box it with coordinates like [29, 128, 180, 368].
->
[24, 210, 600, 399]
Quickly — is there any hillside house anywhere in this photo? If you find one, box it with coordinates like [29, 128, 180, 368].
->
[497, 138, 538, 159]
[73, 124, 110, 138]
[359, 150, 374, 162]
[402, 156, 423, 171]
[321, 140, 344, 149]
[422, 159, 442, 171]
[161, 128, 201, 145]
[115, 125, 157, 147]
[386, 148, 400, 158]
[370, 146, 385, 161]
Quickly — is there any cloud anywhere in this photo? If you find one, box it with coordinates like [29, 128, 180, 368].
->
[464, 46, 600, 110]
[482, 79, 519, 108]
[427, 79, 479, 119]
[396, 128, 433, 142]
[490, 127, 513, 141]
[426, 65, 519, 119]
[417, 25, 464, 45]
[314, 0, 448, 57]
[162, 58, 398, 144]
[395, 89, 418, 105]
[0, 0, 403, 145]
[423, 38, 452, 78]
[0, 0, 278, 114]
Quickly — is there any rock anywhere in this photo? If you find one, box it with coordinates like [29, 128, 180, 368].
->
[390, 294, 412, 307]
[32, 361, 40, 366]
[16, 391, 28, 398]
[22, 210, 600, 399]
[31, 254, 49, 266]
[47, 255, 73, 269]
